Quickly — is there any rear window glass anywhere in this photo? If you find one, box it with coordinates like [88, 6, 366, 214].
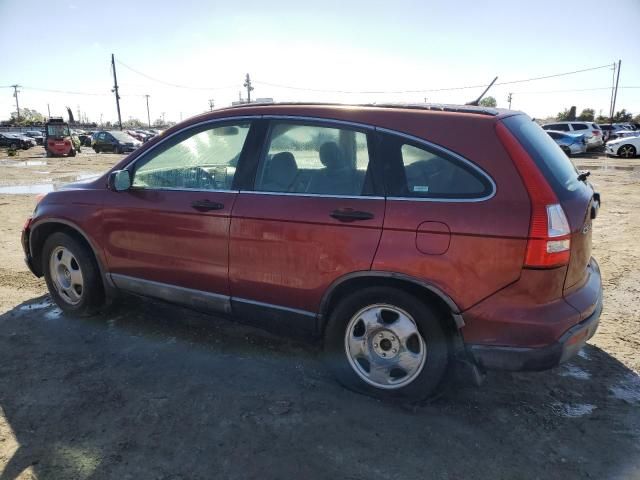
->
[503, 115, 581, 200]
[571, 124, 588, 130]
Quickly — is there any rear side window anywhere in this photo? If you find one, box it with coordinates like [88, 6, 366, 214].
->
[591, 124, 600, 130]
[503, 115, 581, 200]
[571, 124, 588, 131]
[382, 135, 492, 199]
[254, 122, 372, 196]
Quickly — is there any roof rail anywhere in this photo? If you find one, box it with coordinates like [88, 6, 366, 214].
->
[222, 101, 500, 116]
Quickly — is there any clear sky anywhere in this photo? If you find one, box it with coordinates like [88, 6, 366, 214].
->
[1, 0, 639, 124]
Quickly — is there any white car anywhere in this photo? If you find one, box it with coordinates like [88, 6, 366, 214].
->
[542, 121, 604, 149]
[605, 136, 640, 158]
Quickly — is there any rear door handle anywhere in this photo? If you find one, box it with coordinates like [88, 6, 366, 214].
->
[191, 200, 225, 211]
[330, 208, 374, 222]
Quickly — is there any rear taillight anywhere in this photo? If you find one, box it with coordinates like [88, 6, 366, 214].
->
[496, 123, 571, 268]
[592, 130, 601, 136]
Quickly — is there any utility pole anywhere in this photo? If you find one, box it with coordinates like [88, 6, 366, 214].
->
[111, 53, 123, 130]
[161, 112, 166, 124]
[11, 85, 21, 120]
[77, 105, 81, 125]
[47, 103, 51, 118]
[144, 94, 151, 127]
[208, 99, 215, 111]
[610, 60, 622, 124]
[507, 92, 513, 109]
[609, 62, 616, 123]
[243, 73, 254, 103]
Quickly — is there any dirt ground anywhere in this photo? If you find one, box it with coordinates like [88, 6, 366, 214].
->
[0, 146, 639, 479]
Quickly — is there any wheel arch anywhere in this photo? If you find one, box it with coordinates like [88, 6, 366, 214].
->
[29, 219, 111, 289]
[318, 271, 464, 336]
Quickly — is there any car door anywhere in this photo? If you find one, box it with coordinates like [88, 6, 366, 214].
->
[101, 119, 255, 312]
[228, 118, 385, 332]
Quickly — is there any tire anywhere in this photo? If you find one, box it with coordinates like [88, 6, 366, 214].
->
[68, 148, 76, 157]
[42, 232, 105, 316]
[94, 146, 100, 153]
[46, 150, 53, 158]
[618, 144, 637, 158]
[114, 146, 122, 154]
[561, 146, 571, 156]
[323, 287, 450, 401]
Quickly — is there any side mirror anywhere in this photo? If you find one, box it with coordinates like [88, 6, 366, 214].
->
[108, 170, 131, 191]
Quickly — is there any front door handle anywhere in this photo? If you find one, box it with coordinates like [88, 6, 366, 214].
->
[191, 200, 225, 212]
[330, 208, 374, 222]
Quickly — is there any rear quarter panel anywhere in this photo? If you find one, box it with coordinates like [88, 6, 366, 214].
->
[371, 113, 531, 311]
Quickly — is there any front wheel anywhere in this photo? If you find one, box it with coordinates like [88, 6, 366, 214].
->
[618, 144, 637, 158]
[42, 232, 105, 316]
[94, 146, 100, 153]
[323, 287, 450, 401]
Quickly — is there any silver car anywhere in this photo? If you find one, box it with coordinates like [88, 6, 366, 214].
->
[546, 130, 587, 156]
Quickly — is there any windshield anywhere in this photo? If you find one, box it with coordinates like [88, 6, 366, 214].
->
[110, 131, 137, 142]
[47, 124, 70, 137]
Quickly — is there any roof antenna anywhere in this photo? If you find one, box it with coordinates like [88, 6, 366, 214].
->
[466, 76, 498, 106]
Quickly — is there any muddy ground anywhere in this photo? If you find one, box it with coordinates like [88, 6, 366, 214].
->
[0, 146, 639, 479]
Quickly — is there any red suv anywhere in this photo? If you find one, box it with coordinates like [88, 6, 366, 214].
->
[21, 104, 602, 400]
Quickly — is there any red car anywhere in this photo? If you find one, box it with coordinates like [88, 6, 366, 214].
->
[22, 103, 602, 400]
[44, 117, 77, 157]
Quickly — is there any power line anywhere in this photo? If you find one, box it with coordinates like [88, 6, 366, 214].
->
[511, 85, 640, 95]
[115, 59, 237, 91]
[254, 63, 614, 94]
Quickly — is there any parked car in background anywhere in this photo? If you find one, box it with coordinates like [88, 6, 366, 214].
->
[92, 130, 141, 153]
[6, 133, 36, 148]
[605, 136, 640, 158]
[542, 122, 603, 149]
[72, 130, 93, 147]
[545, 130, 587, 156]
[0, 132, 32, 149]
[22, 103, 603, 401]
[24, 130, 45, 145]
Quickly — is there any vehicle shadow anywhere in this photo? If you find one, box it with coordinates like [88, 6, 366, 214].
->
[1, 294, 638, 479]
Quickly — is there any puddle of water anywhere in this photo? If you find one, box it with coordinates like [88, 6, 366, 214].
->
[0, 184, 55, 194]
[551, 402, 597, 418]
[20, 300, 53, 311]
[0, 159, 47, 167]
[0, 172, 100, 194]
[609, 372, 640, 404]
[576, 164, 640, 172]
[45, 308, 63, 320]
[558, 364, 591, 380]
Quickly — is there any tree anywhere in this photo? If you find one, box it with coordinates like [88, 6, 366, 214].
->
[577, 108, 595, 121]
[612, 109, 633, 122]
[633, 113, 640, 124]
[122, 118, 144, 128]
[9, 108, 45, 125]
[556, 109, 571, 121]
[479, 96, 497, 108]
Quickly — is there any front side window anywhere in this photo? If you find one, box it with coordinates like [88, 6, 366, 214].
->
[396, 143, 490, 198]
[254, 122, 371, 196]
[132, 123, 250, 191]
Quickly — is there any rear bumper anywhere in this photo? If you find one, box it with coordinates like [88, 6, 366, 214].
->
[468, 294, 601, 371]
[466, 258, 603, 371]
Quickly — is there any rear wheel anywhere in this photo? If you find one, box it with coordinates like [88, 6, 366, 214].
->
[68, 148, 76, 157]
[618, 144, 637, 158]
[323, 287, 450, 401]
[94, 146, 100, 153]
[42, 232, 105, 316]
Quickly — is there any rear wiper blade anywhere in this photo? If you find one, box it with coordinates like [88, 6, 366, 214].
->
[577, 170, 591, 182]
